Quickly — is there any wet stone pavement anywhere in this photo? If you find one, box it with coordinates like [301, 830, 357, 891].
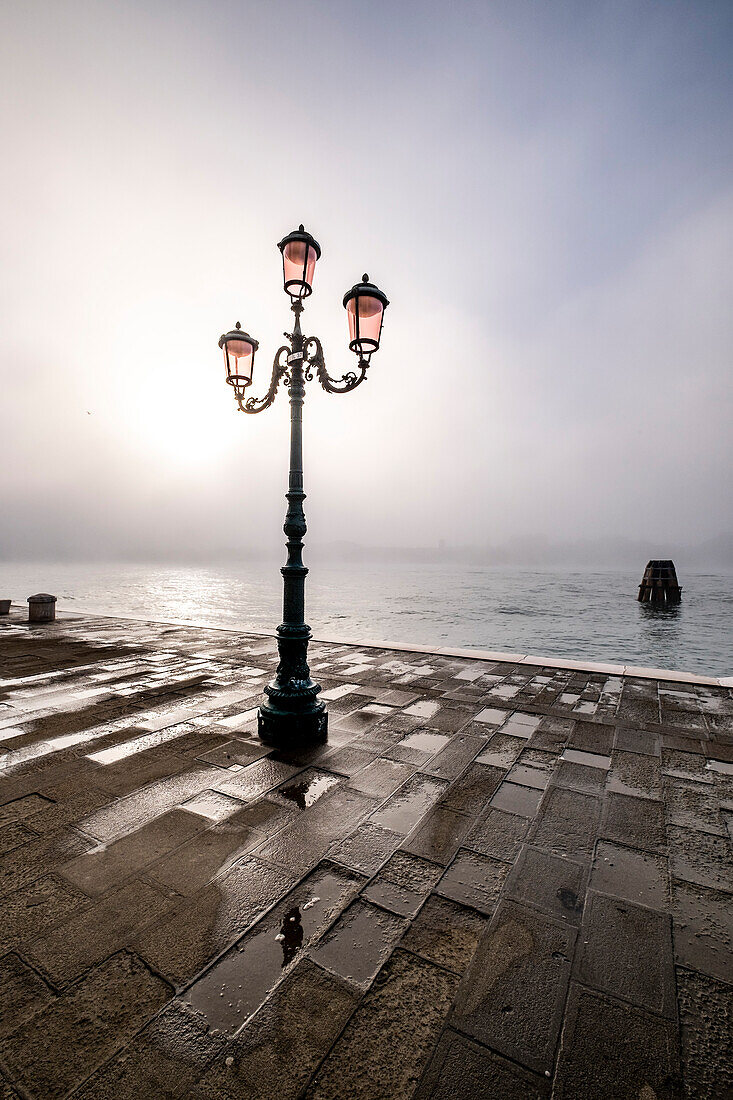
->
[0, 611, 731, 1099]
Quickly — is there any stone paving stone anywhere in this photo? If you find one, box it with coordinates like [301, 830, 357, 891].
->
[195, 739, 270, 768]
[59, 808, 206, 896]
[214, 757, 302, 800]
[553, 984, 681, 1099]
[330, 820, 402, 875]
[25, 879, 176, 986]
[436, 849, 509, 915]
[317, 744, 379, 776]
[530, 787, 601, 860]
[574, 891, 675, 1016]
[310, 898, 408, 989]
[568, 721, 614, 754]
[347, 756, 415, 797]
[145, 821, 259, 895]
[607, 748, 663, 798]
[414, 1028, 550, 1100]
[600, 792, 667, 853]
[676, 967, 733, 1100]
[401, 805, 474, 866]
[451, 900, 575, 1076]
[74, 999, 226, 1099]
[192, 959, 358, 1100]
[225, 794, 297, 836]
[465, 806, 529, 862]
[0, 953, 54, 1037]
[505, 845, 586, 924]
[361, 852, 441, 919]
[0, 827, 92, 899]
[476, 733, 524, 769]
[0, 793, 54, 828]
[591, 841, 670, 910]
[133, 856, 298, 985]
[0, 873, 90, 953]
[440, 762, 504, 816]
[370, 773, 448, 834]
[423, 732, 486, 780]
[305, 948, 459, 1100]
[0, 822, 38, 856]
[662, 748, 711, 783]
[554, 760, 607, 793]
[0, 951, 172, 1100]
[667, 824, 733, 892]
[671, 880, 733, 983]
[401, 895, 488, 974]
[614, 726, 660, 755]
[664, 778, 726, 834]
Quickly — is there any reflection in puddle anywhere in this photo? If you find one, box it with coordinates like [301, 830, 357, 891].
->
[277, 772, 339, 809]
[277, 906, 303, 967]
[183, 868, 358, 1035]
[400, 731, 450, 754]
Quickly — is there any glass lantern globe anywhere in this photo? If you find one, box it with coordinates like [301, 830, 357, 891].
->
[343, 275, 389, 358]
[218, 323, 259, 399]
[277, 224, 321, 299]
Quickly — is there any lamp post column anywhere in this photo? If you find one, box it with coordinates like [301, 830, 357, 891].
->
[258, 304, 328, 747]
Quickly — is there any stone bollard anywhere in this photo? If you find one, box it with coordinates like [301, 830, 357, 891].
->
[0, 600, 11, 615]
[28, 593, 57, 623]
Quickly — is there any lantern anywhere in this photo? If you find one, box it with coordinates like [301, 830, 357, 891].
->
[277, 224, 321, 299]
[218, 323, 259, 400]
[343, 275, 389, 358]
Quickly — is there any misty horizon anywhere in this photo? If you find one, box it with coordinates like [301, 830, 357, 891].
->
[1, 1, 731, 565]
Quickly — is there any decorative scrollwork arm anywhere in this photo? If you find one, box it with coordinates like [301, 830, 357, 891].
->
[239, 346, 290, 413]
[304, 336, 368, 394]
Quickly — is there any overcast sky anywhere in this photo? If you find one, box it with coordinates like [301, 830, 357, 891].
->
[1, 0, 731, 561]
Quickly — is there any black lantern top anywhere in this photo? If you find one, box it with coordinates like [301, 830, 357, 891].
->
[277, 224, 322, 299]
[342, 274, 389, 312]
[218, 322, 259, 353]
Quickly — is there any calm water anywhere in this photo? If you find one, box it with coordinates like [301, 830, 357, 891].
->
[2, 561, 732, 677]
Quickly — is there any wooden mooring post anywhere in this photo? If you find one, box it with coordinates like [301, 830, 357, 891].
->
[638, 560, 682, 605]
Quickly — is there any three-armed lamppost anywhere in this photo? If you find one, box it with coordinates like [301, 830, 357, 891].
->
[218, 225, 389, 748]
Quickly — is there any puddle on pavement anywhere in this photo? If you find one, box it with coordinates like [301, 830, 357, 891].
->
[275, 770, 340, 809]
[183, 867, 358, 1034]
[403, 700, 441, 719]
[400, 731, 451, 755]
[562, 749, 611, 770]
[490, 781, 544, 818]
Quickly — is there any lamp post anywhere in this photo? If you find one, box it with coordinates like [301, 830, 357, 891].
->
[218, 225, 389, 748]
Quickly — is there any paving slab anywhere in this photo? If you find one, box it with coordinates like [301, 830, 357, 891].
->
[401, 895, 488, 974]
[553, 984, 681, 1099]
[671, 879, 733, 983]
[415, 1028, 550, 1099]
[676, 967, 733, 1100]
[574, 891, 675, 1016]
[451, 900, 575, 1076]
[304, 949, 459, 1100]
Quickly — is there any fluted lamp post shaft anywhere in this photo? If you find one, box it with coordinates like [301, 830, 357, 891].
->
[217, 226, 389, 748]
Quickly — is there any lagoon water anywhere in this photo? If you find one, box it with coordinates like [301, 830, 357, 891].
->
[2, 561, 732, 677]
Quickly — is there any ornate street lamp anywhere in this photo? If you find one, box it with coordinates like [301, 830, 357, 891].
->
[218, 225, 389, 747]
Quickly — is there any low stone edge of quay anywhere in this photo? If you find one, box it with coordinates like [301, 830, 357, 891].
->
[3, 602, 730, 689]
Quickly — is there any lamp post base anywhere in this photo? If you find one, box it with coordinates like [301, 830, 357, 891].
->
[257, 702, 328, 748]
